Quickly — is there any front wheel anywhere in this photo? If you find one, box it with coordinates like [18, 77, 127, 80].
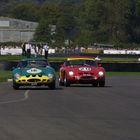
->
[48, 81, 56, 89]
[99, 80, 105, 87]
[92, 82, 98, 87]
[64, 76, 70, 87]
[13, 81, 20, 90]
[59, 78, 64, 86]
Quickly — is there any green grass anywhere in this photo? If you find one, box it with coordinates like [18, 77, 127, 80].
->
[102, 57, 138, 63]
[0, 55, 139, 63]
[0, 55, 67, 62]
[0, 70, 12, 82]
[48, 57, 67, 62]
[106, 72, 140, 76]
[0, 55, 24, 61]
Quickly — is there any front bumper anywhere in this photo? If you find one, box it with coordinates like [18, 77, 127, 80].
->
[14, 75, 54, 86]
[67, 75, 104, 84]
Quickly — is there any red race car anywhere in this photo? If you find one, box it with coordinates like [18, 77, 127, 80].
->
[59, 56, 105, 87]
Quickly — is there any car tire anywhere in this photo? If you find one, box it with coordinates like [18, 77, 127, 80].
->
[48, 81, 56, 89]
[99, 80, 105, 87]
[13, 81, 20, 90]
[64, 76, 70, 87]
[92, 82, 98, 87]
[59, 78, 64, 86]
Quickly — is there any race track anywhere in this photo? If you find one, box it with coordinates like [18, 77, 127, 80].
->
[0, 76, 140, 140]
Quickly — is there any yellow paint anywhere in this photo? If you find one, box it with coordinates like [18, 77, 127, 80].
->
[67, 57, 95, 61]
[16, 75, 53, 84]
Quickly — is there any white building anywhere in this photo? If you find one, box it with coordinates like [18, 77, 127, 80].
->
[0, 17, 38, 42]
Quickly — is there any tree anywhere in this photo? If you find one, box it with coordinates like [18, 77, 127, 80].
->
[12, 3, 39, 21]
[76, 0, 139, 45]
[34, 19, 51, 42]
[39, 4, 61, 24]
[34, 4, 61, 44]
[105, 0, 133, 43]
[1, 0, 140, 46]
[76, 0, 109, 45]
[54, 0, 80, 46]
[132, 0, 140, 43]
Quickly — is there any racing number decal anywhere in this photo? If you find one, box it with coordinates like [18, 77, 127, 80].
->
[79, 67, 91, 71]
[27, 68, 42, 74]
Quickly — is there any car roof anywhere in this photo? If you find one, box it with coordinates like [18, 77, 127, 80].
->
[67, 56, 95, 61]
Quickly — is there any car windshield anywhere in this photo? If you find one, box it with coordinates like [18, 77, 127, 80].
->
[17, 60, 48, 68]
[65, 60, 97, 66]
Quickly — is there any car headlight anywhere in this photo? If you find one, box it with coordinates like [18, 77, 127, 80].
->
[15, 73, 21, 79]
[48, 73, 54, 79]
[69, 71, 74, 76]
[98, 71, 104, 76]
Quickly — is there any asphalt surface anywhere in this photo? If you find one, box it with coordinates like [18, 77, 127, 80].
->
[0, 76, 140, 140]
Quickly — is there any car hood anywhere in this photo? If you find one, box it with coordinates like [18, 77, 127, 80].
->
[13, 66, 54, 76]
[67, 65, 99, 72]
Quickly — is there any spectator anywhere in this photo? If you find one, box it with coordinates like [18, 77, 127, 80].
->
[21, 42, 26, 56]
[43, 43, 49, 59]
[25, 42, 32, 58]
[38, 43, 43, 56]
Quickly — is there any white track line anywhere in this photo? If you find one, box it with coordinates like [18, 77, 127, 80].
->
[0, 90, 29, 104]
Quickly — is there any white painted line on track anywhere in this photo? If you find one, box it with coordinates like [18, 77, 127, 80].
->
[0, 90, 29, 104]
[7, 79, 13, 82]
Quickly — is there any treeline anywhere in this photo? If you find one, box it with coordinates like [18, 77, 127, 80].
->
[1, 0, 140, 48]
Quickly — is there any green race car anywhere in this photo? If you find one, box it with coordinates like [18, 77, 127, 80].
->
[12, 57, 56, 89]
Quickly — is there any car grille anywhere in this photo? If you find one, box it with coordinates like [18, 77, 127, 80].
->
[27, 79, 41, 82]
[78, 72, 94, 75]
[81, 76, 93, 79]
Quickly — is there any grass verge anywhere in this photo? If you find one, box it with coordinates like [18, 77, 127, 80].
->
[106, 72, 140, 77]
[0, 55, 139, 63]
[102, 58, 138, 63]
[0, 70, 12, 82]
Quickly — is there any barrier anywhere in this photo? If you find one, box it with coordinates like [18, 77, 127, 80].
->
[104, 50, 140, 54]
[1, 61, 140, 72]
[102, 63, 140, 72]
[0, 48, 55, 55]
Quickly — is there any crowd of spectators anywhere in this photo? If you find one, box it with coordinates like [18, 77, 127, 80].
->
[0, 43, 140, 55]
[0, 42, 50, 57]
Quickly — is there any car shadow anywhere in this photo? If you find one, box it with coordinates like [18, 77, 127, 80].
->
[59, 84, 112, 88]
[16, 86, 63, 90]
